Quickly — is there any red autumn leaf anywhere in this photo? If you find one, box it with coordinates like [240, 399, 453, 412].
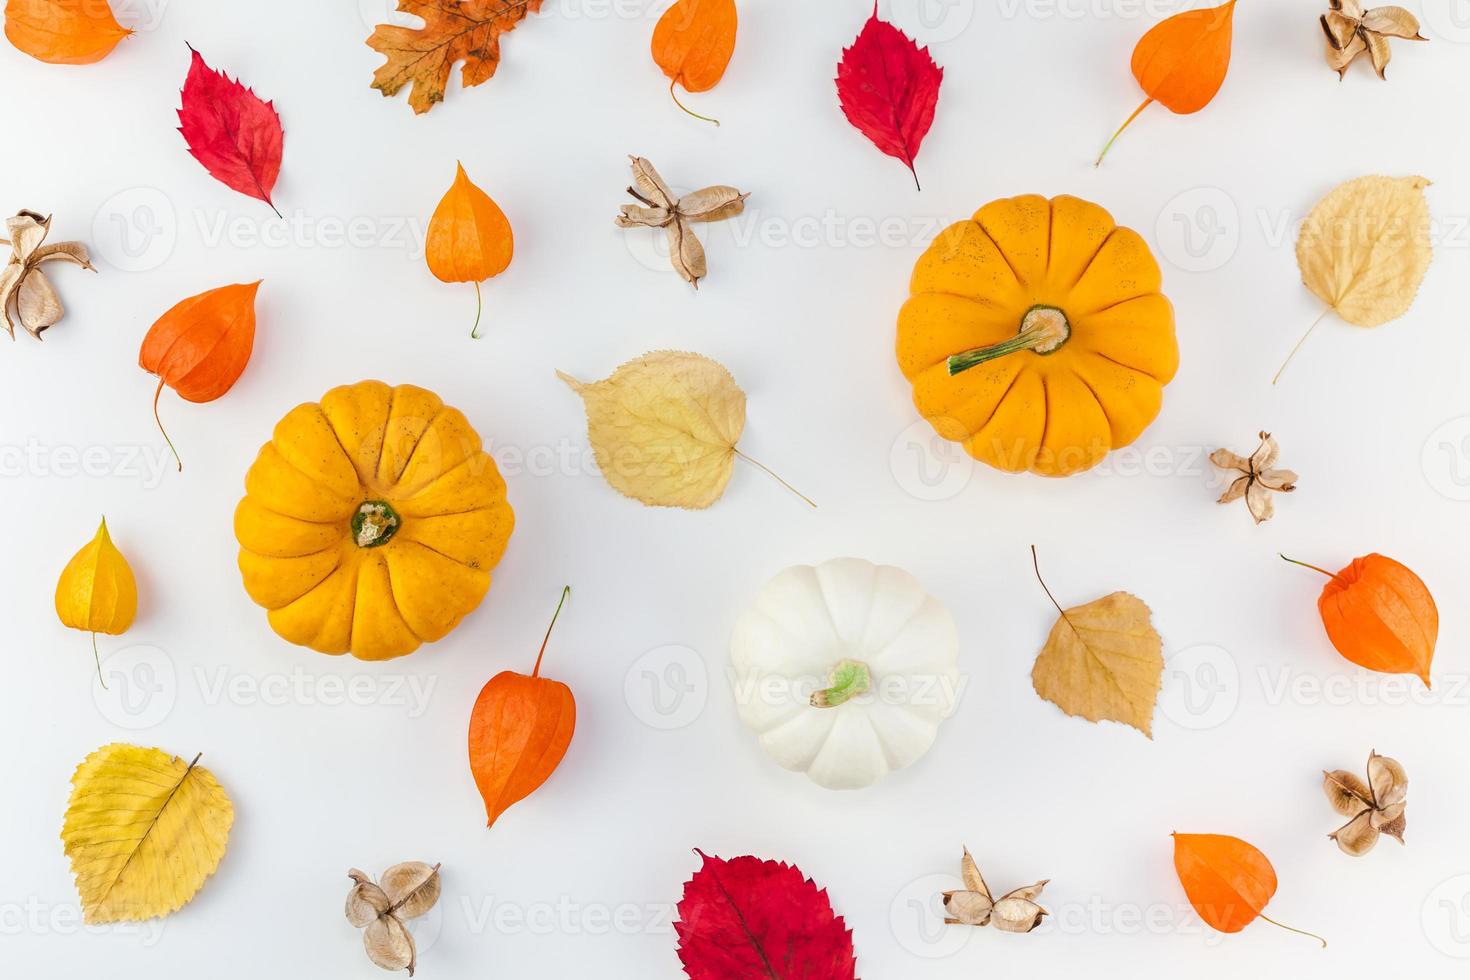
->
[835, 2, 943, 190]
[177, 45, 284, 217]
[676, 850, 858, 980]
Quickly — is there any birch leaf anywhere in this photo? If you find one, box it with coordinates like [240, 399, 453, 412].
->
[1275, 175, 1433, 382]
[1028, 548, 1163, 737]
[61, 743, 233, 923]
[557, 351, 812, 510]
[1296, 175, 1431, 327]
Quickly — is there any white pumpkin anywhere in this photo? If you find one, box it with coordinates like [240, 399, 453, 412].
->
[729, 558, 961, 790]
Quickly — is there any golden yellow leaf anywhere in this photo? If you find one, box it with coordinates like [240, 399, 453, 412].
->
[557, 350, 812, 510]
[54, 518, 137, 682]
[1028, 549, 1163, 737]
[1297, 175, 1431, 326]
[1276, 175, 1432, 381]
[1031, 592, 1163, 737]
[62, 744, 234, 923]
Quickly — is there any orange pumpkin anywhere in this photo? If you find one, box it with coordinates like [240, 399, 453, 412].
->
[897, 193, 1178, 477]
[235, 381, 514, 661]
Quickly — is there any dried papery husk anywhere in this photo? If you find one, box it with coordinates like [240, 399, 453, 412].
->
[940, 848, 1048, 933]
[1323, 751, 1408, 856]
[345, 863, 441, 975]
[345, 871, 391, 927]
[1367, 751, 1407, 806]
[380, 862, 441, 920]
[1323, 770, 1372, 817]
[364, 913, 416, 974]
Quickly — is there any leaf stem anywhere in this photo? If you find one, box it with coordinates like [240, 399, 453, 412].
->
[532, 586, 571, 678]
[471, 281, 484, 340]
[1095, 97, 1154, 167]
[1257, 912, 1327, 948]
[1030, 545, 1075, 628]
[733, 449, 816, 508]
[152, 379, 182, 472]
[669, 77, 720, 126]
[91, 632, 107, 690]
[1280, 554, 1337, 580]
[1272, 308, 1331, 385]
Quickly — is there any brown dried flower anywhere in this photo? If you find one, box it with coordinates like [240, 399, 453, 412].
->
[1, 210, 95, 340]
[941, 848, 1048, 934]
[345, 862, 442, 975]
[1321, 0, 1426, 79]
[1324, 751, 1407, 856]
[615, 156, 748, 289]
[1211, 432, 1297, 524]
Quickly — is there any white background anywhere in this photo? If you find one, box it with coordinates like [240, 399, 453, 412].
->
[2, 0, 1469, 976]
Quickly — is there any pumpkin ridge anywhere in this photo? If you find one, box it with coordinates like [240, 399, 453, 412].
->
[310, 403, 368, 495]
[383, 403, 448, 487]
[389, 407, 480, 496]
[259, 548, 347, 610]
[962, 367, 1026, 441]
[1070, 372, 1115, 440]
[319, 560, 361, 650]
[321, 381, 395, 487]
[1069, 226, 1122, 295]
[244, 500, 346, 530]
[971, 218, 1026, 290]
[254, 444, 360, 516]
[1088, 348, 1160, 382]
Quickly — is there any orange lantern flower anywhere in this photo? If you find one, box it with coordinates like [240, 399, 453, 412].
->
[1282, 553, 1437, 686]
[651, 0, 738, 125]
[425, 163, 514, 339]
[1172, 833, 1325, 945]
[1096, 0, 1238, 165]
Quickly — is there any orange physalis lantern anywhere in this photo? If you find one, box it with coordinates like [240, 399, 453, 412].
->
[425, 162, 514, 339]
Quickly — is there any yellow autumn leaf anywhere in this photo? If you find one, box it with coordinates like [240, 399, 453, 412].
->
[1275, 174, 1432, 382]
[54, 517, 137, 683]
[557, 350, 813, 509]
[1028, 549, 1163, 737]
[62, 744, 233, 924]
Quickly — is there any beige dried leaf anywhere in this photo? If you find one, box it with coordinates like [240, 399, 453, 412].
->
[1321, 0, 1426, 79]
[345, 863, 441, 975]
[1298, 175, 1432, 327]
[616, 156, 748, 289]
[558, 351, 812, 510]
[1210, 432, 1298, 524]
[1, 210, 96, 340]
[1029, 548, 1162, 737]
[941, 849, 1047, 933]
[1276, 176, 1433, 383]
[1324, 751, 1407, 856]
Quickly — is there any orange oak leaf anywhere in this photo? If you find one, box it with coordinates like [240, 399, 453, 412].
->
[366, 0, 545, 115]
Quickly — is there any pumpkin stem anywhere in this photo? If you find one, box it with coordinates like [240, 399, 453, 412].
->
[949, 305, 1070, 376]
[351, 501, 401, 548]
[1280, 554, 1337, 580]
[152, 379, 182, 472]
[91, 632, 107, 690]
[669, 77, 720, 126]
[1257, 913, 1327, 948]
[1095, 97, 1154, 167]
[532, 586, 572, 678]
[733, 449, 817, 508]
[811, 659, 871, 708]
[1271, 308, 1331, 385]
[471, 281, 484, 340]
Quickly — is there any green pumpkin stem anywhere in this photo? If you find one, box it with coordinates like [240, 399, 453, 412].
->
[948, 305, 1071, 376]
[811, 659, 871, 708]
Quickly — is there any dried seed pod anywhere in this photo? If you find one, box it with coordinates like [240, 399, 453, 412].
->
[344, 863, 441, 975]
[1323, 751, 1407, 856]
